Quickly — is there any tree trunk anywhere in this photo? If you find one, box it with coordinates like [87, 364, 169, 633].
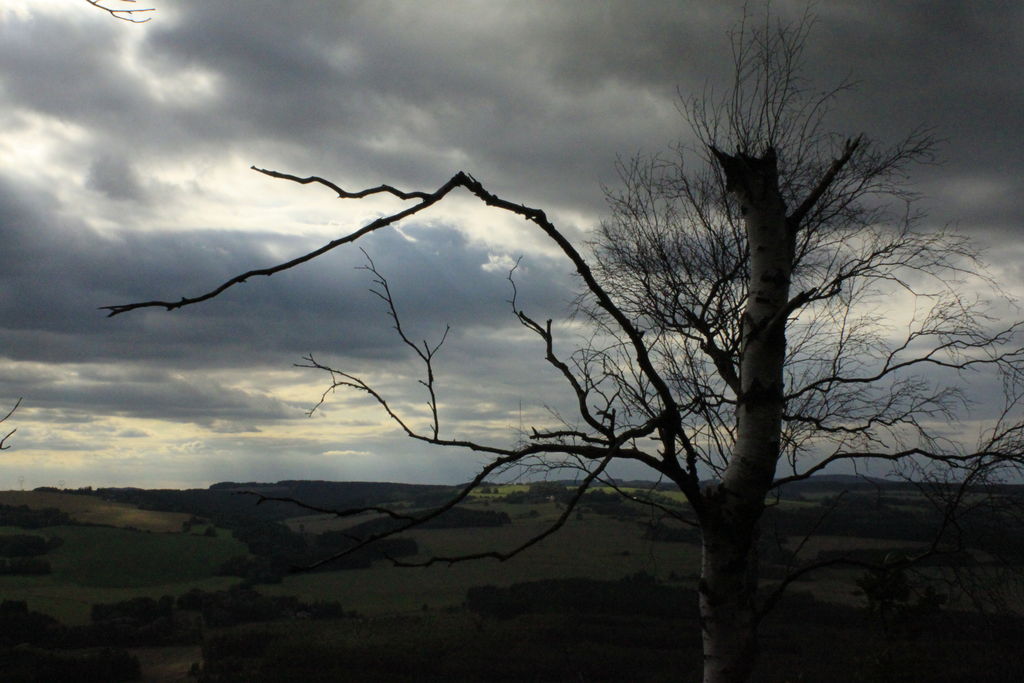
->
[700, 147, 792, 683]
[699, 524, 760, 683]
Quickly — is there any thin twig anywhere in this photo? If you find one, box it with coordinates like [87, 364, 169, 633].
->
[86, 0, 154, 23]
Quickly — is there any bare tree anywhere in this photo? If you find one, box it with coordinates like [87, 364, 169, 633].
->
[104, 11, 1024, 683]
[85, 0, 154, 23]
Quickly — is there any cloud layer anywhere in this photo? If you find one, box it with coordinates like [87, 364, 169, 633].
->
[0, 1, 1021, 487]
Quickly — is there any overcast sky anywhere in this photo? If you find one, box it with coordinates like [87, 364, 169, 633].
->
[0, 1, 1021, 489]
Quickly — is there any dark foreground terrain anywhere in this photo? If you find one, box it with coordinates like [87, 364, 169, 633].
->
[1, 478, 1023, 681]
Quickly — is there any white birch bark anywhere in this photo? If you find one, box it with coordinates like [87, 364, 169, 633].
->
[700, 148, 791, 683]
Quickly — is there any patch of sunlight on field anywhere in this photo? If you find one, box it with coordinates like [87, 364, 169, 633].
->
[0, 490, 191, 532]
[130, 645, 204, 683]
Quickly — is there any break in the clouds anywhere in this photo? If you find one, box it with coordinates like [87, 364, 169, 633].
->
[0, 1, 1021, 488]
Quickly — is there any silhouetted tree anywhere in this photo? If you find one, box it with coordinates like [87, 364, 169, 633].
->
[106, 10, 1024, 682]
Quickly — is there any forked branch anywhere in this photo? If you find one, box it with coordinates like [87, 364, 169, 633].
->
[0, 398, 20, 450]
[86, 0, 154, 23]
[103, 167, 686, 480]
[359, 251, 448, 439]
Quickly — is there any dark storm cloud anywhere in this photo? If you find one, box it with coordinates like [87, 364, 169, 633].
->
[0, 169, 576, 425]
[0, 363, 291, 427]
[0, 3, 696, 212]
[7, 2, 1019, 227]
[86, 155, 149, 202]
[0, 14, 140, 126]
[796, 2, 1024, 235]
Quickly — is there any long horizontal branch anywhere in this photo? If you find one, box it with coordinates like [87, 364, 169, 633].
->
[102, 167, 701, 506]
[101, 172, 470, 316]
[295, 446, 537, 571]
[251, 166, 436, 201]
[771, 444, 1022, 488]
[303, 354, 666, 469]
[786, 325, 1024, 402]
[294, 431, 638, 572]
[241, 492, 417, 521]
[390, 453, 616, 567]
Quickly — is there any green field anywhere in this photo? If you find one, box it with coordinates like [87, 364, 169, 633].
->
[268, 507, 701, 614]
[7, 525, 246, 587]
[0, 523, 246, 623]
[2, 483, 1022, 681]
[0, 483, 1008, 619]
[1, 576, 240, 626]
[0, 492, 249, 624]
[2, 488, 704, 620]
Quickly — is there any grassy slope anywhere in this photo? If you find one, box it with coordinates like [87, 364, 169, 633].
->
[0, 522, 246, 623]
[3, 485, 1022, 680]
[0, 490, 191, 532]
[272, 485, 1021, 614]
[0, 491, 249, 624]
[2, 484, 1017, 623]
[266, 501, 702, 614]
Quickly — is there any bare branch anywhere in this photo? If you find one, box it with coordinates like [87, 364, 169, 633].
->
[786, 134, 862, 231]
[293, 448, 536, 572]
[299, 351, 664, 468]
[0, 398, 20, 451]
[251, 166, 435, 202]
[86, 0, 154, 23]
[390, 453, 616, 567]
[599, 476, 699, 527]
[101, 171, 470, 316]
[359, 250, 448, 439]
[239, 491, 416, 522]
